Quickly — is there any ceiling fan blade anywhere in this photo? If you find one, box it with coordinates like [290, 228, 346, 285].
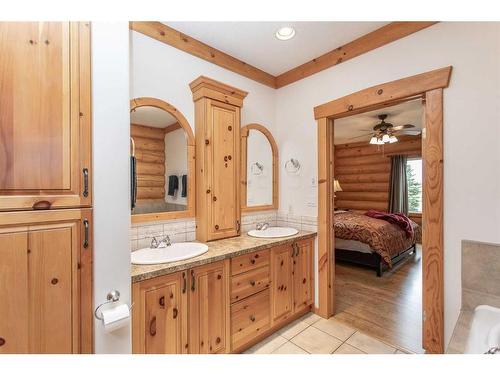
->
[347, 133, 375, 140]
[397, 130, 421, 136]
[392, 124, 415, 131]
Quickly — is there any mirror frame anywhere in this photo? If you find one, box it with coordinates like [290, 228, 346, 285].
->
[240, 123, 279, 212]
[130, 97, 195, 224]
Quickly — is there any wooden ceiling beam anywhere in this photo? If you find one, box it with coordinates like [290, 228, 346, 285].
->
[130, 21, 438, 90]
[130, 21, 277, 89]
[275, 22, 438, 88]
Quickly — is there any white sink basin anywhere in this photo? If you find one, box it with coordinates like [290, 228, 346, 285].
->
[247, 227, 299, 238]
[131, 242, 209, 265]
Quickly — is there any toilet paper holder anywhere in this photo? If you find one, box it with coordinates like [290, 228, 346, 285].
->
[94, 290, 132, 321]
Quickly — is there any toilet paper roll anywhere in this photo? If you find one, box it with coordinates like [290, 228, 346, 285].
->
[101, 304, 130, 333]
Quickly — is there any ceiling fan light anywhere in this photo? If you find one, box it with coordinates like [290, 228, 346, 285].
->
[369, 136, 378, 145]
[382, 134, 390, 143]
[389, 135, 398, 143]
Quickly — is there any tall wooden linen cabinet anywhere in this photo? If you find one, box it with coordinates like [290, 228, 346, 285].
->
[0, 22, 93, 353]
[190, 77, 248, 242]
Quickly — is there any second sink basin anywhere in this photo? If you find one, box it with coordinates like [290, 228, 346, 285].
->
[247, 227, 299, 238]
[131, 242, 209, 265]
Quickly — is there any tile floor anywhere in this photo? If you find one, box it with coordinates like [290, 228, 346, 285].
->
[244, 312, 412, 354]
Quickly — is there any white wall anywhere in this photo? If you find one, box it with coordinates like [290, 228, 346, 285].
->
[92, 22, 131, 354]
[130, 31, 277, 137]
[165, 128, 188, 206]
[247, 129, 273, 206]
[275, 22, 500, 346]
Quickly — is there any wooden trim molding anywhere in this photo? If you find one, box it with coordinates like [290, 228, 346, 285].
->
[130, 22, 438, 90]
[130, 21, 276, 89]
[130, 97, 195, 224]
[315, 66, 452, 354]
[276, 22, 437, 88]
[314, 66, 452, 119]
[240, 124, 279, 213]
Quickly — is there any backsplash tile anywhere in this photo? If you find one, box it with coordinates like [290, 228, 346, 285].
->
[130, 210, 317, 251]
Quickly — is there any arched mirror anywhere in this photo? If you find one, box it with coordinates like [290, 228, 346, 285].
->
[130, 97, 195, 223]
[241, 123, 279, 212]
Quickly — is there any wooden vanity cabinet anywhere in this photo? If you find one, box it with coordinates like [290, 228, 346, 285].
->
[271, 238, 315, 325]
[188, 260, 231, 354]
[190, 76, 248, 242]
[0, 209, 93, 354]
[132, 271, 189, 354]
[0, 22, 92, 211]
[132, 260, 230, 354]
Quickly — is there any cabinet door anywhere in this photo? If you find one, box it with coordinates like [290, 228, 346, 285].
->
[0, 231, 29, 353]
[271, 245, 293, 324]
[28, 224, 76, 353]
[0, 22, 91, 210]
[0, 209, 92, 353]
[189, 260, 230, 353]
[132, 272, 187, 354]
[293, 240, 314, 311]
[207, 101, 240, 240]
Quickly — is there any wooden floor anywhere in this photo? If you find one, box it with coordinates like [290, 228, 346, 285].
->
[334, 245, 423, 353]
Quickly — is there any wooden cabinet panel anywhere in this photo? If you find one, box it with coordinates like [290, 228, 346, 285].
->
[271, 245, 293, 323]
[132, 272, 187, 354]
[28, 225, 76, 353]
[0, 231, 29, 353]
[0, 22, 91, 210]
[231, 289, 270, 352]
[230, 249, 270, 276]
[293, 240, 314, 310]
[230, 266, 270, 303]
[191, 77, 247, 242]
[209, 103, 239, 239]
[0, 209, 92, 353]
[189, 260, 230, 353]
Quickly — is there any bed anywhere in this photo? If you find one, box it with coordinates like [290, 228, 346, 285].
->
[334, 210, 421, 276]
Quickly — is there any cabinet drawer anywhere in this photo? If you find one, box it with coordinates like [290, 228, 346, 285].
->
[231, 289, 270, 351]
[231, 266, 269, 303]
[231, 249, 269, 276]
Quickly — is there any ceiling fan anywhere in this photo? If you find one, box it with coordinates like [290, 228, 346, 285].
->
[349, 114, 421, 145]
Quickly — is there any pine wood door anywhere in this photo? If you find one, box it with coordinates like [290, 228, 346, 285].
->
[0, 209, 93, 353]
[0, 22, 91, 210]
[0, 231, 29, 353]
[132, 272, 188, 354]
[292, 239, 314, 311]
[271, 244, 293, 324]
[188, 260, 230, 353]
[207, 100, 240, 240]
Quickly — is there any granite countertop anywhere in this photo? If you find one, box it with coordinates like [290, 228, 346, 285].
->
[131, 231, 317, 283]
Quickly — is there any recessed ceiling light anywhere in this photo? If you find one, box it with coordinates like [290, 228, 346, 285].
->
[275, 26, 295, 41]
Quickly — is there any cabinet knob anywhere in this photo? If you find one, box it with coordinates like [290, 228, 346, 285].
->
[0, 337, 5, 346]
[228, 126, 232, 131]
[250, 280, 256, 286]
[215, 225, 219, 230]
[216, 337, 221, 344]
[51, 278, 59, 285]
[224, 156, 228, 162]
[228, 155, 232, 161]
[149, 316, 157, 336]
[250, 259, 256, 264]
[205, 139, 210, 145]
[250, 315, 256, 322]
[159, 296, 165, 307]
[173, 308, 178, 319]
[213, 196, 217, 201]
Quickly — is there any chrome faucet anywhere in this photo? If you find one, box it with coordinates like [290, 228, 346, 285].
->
[150, 235, 172, 248]
[256, 222, 270, 231]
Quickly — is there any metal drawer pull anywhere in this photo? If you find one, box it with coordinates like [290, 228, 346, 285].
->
[83, 168, 89, 197]
[83, 219, 89, 248]
[182, 272, 187, 294]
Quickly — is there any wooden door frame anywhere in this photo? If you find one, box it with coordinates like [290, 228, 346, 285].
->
[313, 66, 452, 354]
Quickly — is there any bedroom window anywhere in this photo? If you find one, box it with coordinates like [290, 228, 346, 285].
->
[406, 158, 422, 213]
